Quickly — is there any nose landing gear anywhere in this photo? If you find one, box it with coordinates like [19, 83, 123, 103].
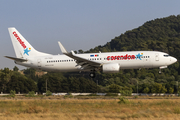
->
[159, 69, 161, 74]
[159, 66, 167, 74]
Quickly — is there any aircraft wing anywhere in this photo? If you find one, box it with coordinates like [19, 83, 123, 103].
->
[58, 41, 102, 69]
[65, 51, 101, 67]
[5, 56, 27, 62]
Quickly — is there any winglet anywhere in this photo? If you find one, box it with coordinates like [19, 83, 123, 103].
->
[58, 41, 68, 54]
[71, 50, 75, 55]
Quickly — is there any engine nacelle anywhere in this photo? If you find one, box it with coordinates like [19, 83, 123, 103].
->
[102, 63, 120, 73]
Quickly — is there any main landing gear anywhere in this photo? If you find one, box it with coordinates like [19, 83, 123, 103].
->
[89, 70, 96, 78]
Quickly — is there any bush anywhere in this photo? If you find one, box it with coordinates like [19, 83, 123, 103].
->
[118, 96, 129, 104]
[143, 87, 150, 93]
[10, 90, 16, 98]
[64, 93, 73, 98]
[134, 95, 138, 99]
[26, 91, 36, 97]
[174, 108, 180, 114]
[120, 90, 132, 96]
[178, 91, 180, 97]
[109, 84, 121, 93]
[46, 90, 52, 96]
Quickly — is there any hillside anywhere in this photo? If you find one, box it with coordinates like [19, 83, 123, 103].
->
[87, 15, 180, 60]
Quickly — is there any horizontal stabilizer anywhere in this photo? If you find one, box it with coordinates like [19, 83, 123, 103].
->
[5, 56, 27, 62]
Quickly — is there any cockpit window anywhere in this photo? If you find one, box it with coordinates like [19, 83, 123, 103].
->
[164, 55, 169, 57]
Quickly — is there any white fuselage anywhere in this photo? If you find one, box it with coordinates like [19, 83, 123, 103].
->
[15, 51, 177, 72]
[7, 28, 177, 75]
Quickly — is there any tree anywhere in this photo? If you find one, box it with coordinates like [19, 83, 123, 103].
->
[78, 49, 84, 54]
[23, 68, 38, 82]
[38, 73, 65, 93]
[161, 86, 167, 93]
[6, 73, 37, 93]
[13, 66, 19, 72]
[168, 87, 174, 94]
[109, 84, 120, 93]
[69, 77, 80, 92]
[143, 87, 150, 93]
[2, 68, 10, 75]
[151, 83, 162, 93]
[120, 86, 132, 96]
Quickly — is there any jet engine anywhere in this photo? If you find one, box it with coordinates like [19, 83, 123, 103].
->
[102, 63, 120, 73]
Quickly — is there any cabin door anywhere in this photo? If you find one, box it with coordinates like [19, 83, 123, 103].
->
[37, 59, 41, 67]
[155, 53, 159, 61]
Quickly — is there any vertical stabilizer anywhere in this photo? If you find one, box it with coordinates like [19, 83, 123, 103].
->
[8, 27, 50, 58]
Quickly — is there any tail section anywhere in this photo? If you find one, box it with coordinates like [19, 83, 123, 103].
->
[8, 27, 50, 58]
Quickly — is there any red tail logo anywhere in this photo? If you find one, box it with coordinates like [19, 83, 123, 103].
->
[13, 31, 26, 49]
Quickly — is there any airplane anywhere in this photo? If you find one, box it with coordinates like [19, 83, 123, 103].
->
[5, 27, 177, 78]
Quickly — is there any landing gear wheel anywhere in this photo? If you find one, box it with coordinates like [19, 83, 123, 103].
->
[89, 72, 95, 78]
[159, 69, 161, 74]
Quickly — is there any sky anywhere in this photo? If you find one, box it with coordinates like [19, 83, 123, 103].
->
[0, 0, 180, 70]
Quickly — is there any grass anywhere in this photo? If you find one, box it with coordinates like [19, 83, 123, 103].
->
[0, 97, 180, 119]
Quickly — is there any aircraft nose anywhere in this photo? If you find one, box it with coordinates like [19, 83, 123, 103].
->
[171, 57, 177, 63]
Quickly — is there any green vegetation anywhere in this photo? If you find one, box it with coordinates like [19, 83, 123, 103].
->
[45, 90, 52, 96]
[10, 90, 16, 98]
[118, 96, 130, 104]
[1, 15, 180, 94]
[64, 92, 73, 98]
[0, 68, 37, 93]
[26, 91, 36, 97]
